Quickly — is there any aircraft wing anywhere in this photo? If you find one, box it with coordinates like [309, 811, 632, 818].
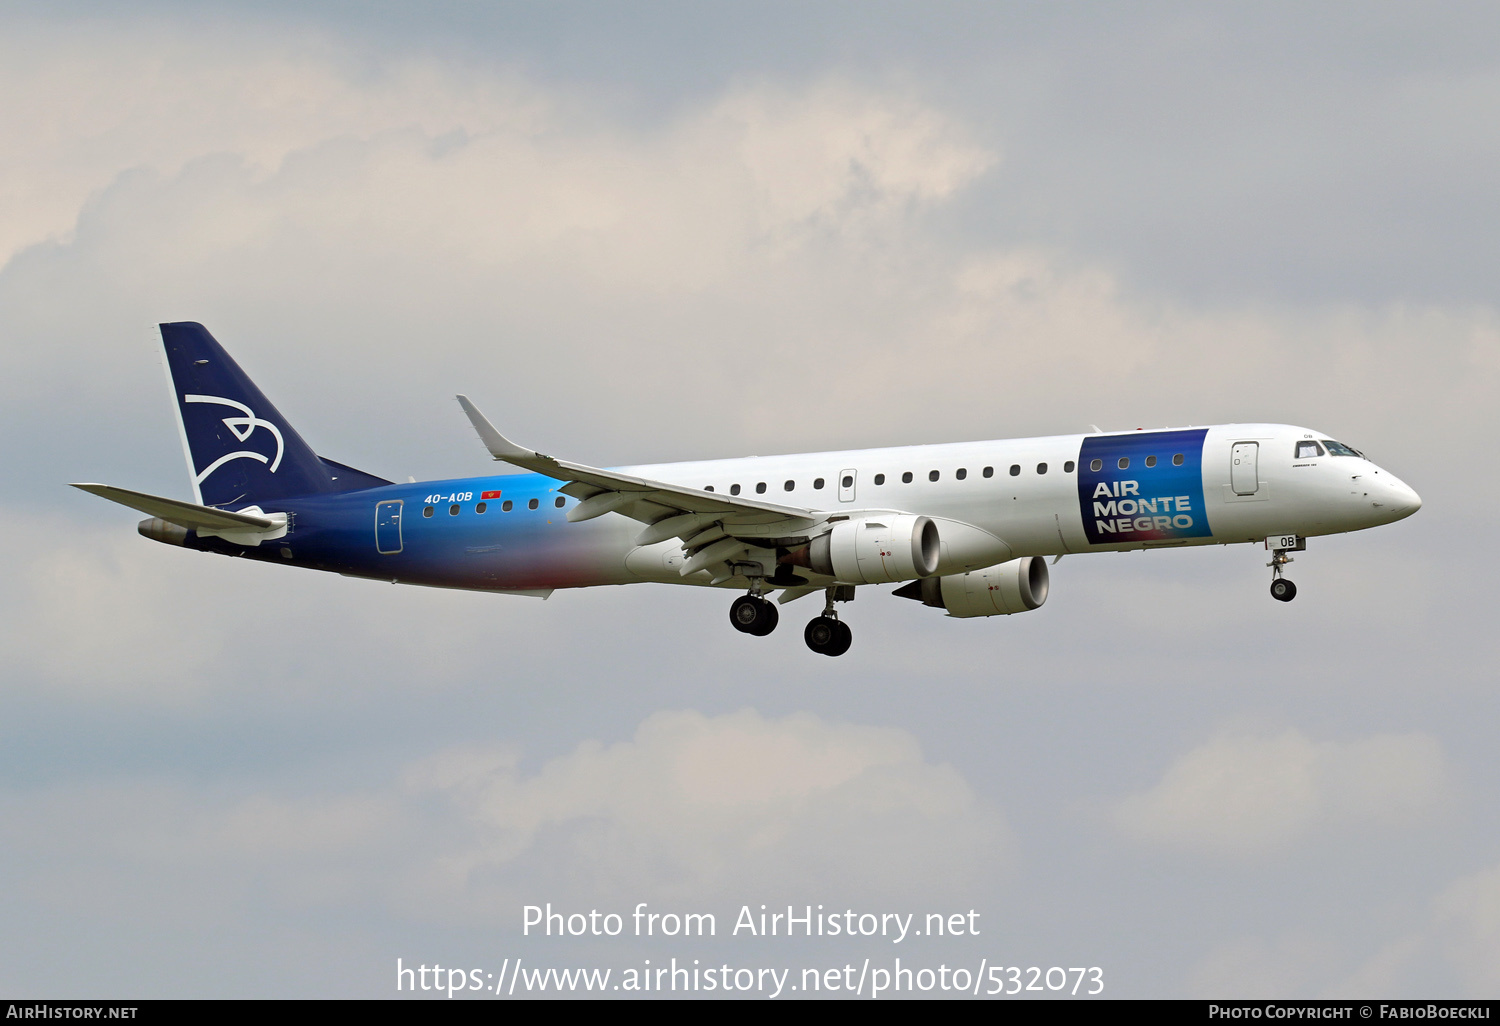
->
[457, 396, 826, 577]
[70, 483, 278, 531]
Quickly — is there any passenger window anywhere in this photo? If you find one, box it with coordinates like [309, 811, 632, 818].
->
[730, 484, 741, 495]
[423, 505, 434, 518]
[1009, 465, 1020, 476]
[1296, 441, 1325, 459]
[813, 478, 825, 489]
[842, 474, 854, 489]
[476, 501, 487, 513]
[704, 485, 715, 492]
[1036, 463, 1047, 475]
[502, 500, 513, 511]
[555, 496, 565, 508]
[956, 468, 967, 480]
[928, 470, 940, 482]
[1144, 455, 1157, 468]
[902, 472, 913, 483]
[874, 473, 885, 485]
[755, 482, 766, 494]
[784, 480, 795, 491]
[528, 498, 539, 510]
[1118, 457, 1130, 469]
[983, 466, 994, 478]
[1064, 461, 1075, 473]
[1090, 459, 1102, 472]
[1172, 454, 1184, 466]
[449, 504, 460, 516]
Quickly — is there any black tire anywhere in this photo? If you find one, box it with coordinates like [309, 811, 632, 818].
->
[752, 599, 779, 636]
[1270, 579, 1297, 602]
[804, 616, 838, 653]
[824, 619, 852, 657]
[730, 595, 778, 635]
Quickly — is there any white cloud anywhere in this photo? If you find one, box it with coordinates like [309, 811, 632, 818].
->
[0, 17, 1492, 505]
[0, 23, 548, 270]
[1114, 729, 1456, 857]
[0, 709, 1004, 933]
[401, 708, 1007, 917]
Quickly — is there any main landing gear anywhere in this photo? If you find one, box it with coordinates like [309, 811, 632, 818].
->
[804, 586, 855, 657]
[729, 582, 855, 655]
[729, 592, 779, 636]
[804, 614, 852, 657]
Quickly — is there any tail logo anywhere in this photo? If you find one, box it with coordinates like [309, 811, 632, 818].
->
[184, 394, 285, 484]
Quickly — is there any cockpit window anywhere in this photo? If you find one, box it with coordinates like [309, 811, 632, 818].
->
[1295, 441, 1325, 459]
[1321, 440, 1364, 458]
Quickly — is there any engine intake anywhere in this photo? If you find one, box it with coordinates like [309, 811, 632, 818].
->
[893, 557, 1050, 617]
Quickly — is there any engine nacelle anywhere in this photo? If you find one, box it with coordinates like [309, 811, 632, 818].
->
[796, 515, 940, 584]
[894, 557, 1050, 617]
[138, 517, 188, 546]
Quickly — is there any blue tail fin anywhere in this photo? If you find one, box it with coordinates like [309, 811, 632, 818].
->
[160, 322, 390, 507]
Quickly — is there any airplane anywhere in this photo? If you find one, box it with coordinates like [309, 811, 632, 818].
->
[73, 323, 1423, 656]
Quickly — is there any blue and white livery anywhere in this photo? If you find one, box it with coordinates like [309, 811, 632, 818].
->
[74, 323, 1423, 655]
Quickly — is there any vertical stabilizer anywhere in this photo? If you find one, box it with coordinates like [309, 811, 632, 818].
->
[160, 322, 335, 508]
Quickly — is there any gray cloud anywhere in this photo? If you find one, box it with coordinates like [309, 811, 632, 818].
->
[2, 5, 1497, 999]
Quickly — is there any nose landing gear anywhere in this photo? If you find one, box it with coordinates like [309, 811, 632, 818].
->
[1267, 545, 1297, 602]
[804, 586, 854, 656]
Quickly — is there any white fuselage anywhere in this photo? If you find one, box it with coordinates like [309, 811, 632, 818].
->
[608, 423, 1419, 585]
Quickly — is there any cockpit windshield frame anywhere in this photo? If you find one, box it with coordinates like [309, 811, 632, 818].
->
[1321, 440, 1364, 458]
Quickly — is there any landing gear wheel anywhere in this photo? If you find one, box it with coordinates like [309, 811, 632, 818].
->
[1270, 578, 1297, 602]
[805, 616, 852, 656]
[730, 595, 779, 635]
[804, 616, 835, 652]
[827, 619, 852, 656]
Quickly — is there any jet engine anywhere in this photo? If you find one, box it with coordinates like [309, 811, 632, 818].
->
[893, 556, 1050, 617]
[783, 515, 940, 584]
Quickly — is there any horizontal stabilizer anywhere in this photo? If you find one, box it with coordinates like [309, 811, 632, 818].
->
[70, 483, 276, 531]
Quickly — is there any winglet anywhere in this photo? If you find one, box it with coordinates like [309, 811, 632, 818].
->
[455, 395, 542, 462]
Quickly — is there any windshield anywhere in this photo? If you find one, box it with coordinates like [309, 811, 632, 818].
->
[1321, 439, 1365, 458]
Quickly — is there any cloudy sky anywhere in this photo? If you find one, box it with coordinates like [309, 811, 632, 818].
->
[2, 1, 1497, 999]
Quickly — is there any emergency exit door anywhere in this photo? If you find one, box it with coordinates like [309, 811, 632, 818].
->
[838, 469, 857, 502]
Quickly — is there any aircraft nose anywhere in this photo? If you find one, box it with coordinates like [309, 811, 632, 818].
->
[1384, 474, 1422, 519]
[1398, 483, 1422, 514]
